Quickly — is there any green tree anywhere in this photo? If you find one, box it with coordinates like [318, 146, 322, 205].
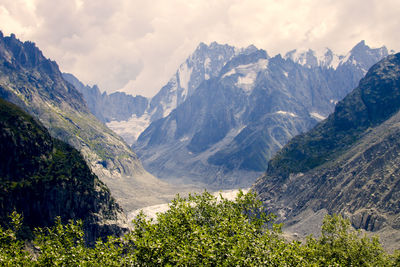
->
[33, 217, 90, 266]
[1, 192, 398, 266]
[303, 214, 392, 266]
[127, 190, 302, 266]
[0, 212, 32, 265]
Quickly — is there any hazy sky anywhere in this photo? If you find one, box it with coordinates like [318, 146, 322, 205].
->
[1, 0, 399, 97]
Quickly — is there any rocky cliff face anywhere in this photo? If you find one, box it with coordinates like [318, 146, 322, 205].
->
[0, 32, 170, 212]
[253, 53, 400, 250]
[133, 41, 389, 188]
[0, 98, 127, 244]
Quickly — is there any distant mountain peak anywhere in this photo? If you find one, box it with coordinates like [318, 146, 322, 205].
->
[285, 47, 341, 68]
[351, 40, 367, 50]
[284, 41, 390, 70]
[209, 41, 227, 48]
[145, 41, 240, 121]
[348, 40, 387, 58]
[342, 41, 389, 73]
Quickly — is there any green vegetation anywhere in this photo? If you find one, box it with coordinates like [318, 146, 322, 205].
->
[0, 98, 122, 243]
[1, 191, 398, 266]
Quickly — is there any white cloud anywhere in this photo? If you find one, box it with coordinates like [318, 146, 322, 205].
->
[1, 0, 399, 97]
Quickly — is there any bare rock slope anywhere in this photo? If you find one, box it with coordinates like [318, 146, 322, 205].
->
[254, 53, 400, 251]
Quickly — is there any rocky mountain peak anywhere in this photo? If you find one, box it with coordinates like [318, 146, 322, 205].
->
[283, 41, 390, 71]
[146, 41, 239, 121]
[342, 41, 389, 72]
[238, 44, 259, 55]
[220, 49, 269, 76]
[0, 32, 56, 73]
[0, 33, 88, 113]
[352, 39, 367, 49]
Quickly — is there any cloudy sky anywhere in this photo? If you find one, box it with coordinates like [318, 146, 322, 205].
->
[1, 0, 399, 97]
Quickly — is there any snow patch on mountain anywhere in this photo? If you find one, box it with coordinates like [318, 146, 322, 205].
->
[223, 58, 269, 92]
[161, 95, 178, 118]
[179, 136, 190, 142]
[204, 57, 211, 70]
[107, 113, 151, 145]
[342, 52, 351, 64]
[310, 112, 326, 121]
[275, 111, 297, 117]
[328, 53, 342, 69]
[286, 49, 308, 65]
[237, 72, 258, 91]
[222, 68, 236, 78]
[178, 62, 193, 98]
[315, 48, 341, 69]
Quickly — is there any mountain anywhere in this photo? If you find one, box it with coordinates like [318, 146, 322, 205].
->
[253, 53, 400, 251]
[62, 73, 149, 144]
[62, 73, 148, 123]
[0, 32, 175, 211]
[133, 41, 389, 188]
[145, 42, 258, 122]
[0, 98, 126, 244]
[70, 42, 257, 145]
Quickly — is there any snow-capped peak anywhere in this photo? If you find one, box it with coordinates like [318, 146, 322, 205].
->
[337, 41, 390, 75]
[285, 48, 341, 69]
[177, 61, 193, 98]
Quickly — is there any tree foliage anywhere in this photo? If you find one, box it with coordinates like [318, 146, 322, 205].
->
[0, 191, 398, 266]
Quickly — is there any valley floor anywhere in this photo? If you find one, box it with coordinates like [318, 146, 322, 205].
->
[127, 188, 250, 221]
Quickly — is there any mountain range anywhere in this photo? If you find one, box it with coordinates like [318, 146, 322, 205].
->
[130, 41, 388, 187]
[63, 42, 257, 145]
[253, 53, 400, 251]
[1, 30, 399, 251]
[0, 32, 183, 212]
[67, 40, 389, 188]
